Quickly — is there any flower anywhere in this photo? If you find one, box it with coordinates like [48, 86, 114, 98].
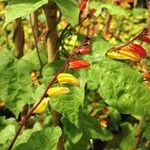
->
[34, 98, 49, 114]
[78, 47, 90, 55]
[69, 60, 90, 69]
[139, 35, 150, 43]
[47, 87, 70, 97]
[57, 73, 80, 87]
[107, 47, 141, 61]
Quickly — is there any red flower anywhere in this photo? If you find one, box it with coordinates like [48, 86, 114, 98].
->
[130, 43, 147, 58]
[78, 47, 90, 55]
[80, 0, 88, 12]
[69, 60, 90, 70]
[139, 35, 150, 43]
[143, 72, 150, 81]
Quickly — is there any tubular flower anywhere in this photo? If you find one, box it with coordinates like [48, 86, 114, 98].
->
[139, 35, 150, 43]
[69, 60, 90, 70]
[78, 47, 90, 55]
[107, 47, 141, 62]
[57, 73, 80, 87]
[47, 87, 70, 97]
[130, 43, 147, 58]
[34, 98, 49, 114]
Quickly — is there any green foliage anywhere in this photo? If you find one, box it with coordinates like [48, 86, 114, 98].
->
[1, 0, 150, 149]
[0, 50, 34, 116]
[0, 117, 17, 150]
[86, 39, 150, 116]
[4, 0, 48, 26]
[54, 0, 79, 26]
[90, 1, 128, 16]
[14, 127, 62, 150]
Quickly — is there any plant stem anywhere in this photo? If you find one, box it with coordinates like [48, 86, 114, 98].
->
[109, 28, 147, 51]
[29, 14, 43, 68]
[7, 37, 91, 150]
[135, 117, 145, 149]
[13, 18, 25, 58]
[43, 1, 58, 63]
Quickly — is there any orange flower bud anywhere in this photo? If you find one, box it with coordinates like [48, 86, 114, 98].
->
[69, 60, 90, 70]
[100, 118, 108, 128]
[102, 106, 109, 113]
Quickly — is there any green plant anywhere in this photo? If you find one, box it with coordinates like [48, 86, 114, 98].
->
[0, 0, 150, 150]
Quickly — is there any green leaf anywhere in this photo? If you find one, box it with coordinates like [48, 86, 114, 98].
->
[90, 1, 128, 16]
[54, 0, 79, 26]
[87, 58, 150, 116]
[22, 48, 48, 71]
[0, 50, 34, 116]
[119, 122, 136, 150]
[84, 38, 113, 63]
[0, 117, 17, 150]
[14, 123, 42, 149]
[14, 126, 62, 150]
[143, 122, 150, 140]
[4, 0, 48, 26]
[62, 118, 83, 144]
[80, 113, 113, 141]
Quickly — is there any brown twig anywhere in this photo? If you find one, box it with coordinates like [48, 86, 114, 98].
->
[29, 14, 43, 68]
[8, 37, 91, 150]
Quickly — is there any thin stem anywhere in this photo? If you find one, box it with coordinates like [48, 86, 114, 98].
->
[111, 28, 147, 51]
[29, 14, 43, 68]
[58, 10, 95, 48]
[7, 37, 91, 150]
[135, 117, 145, 149]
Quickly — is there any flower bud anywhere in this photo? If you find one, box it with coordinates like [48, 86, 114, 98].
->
[57, 73, 80, 87]
[139, 35, 150, 43]
[69, 60, 90, 70]
[34, 98, 49, 114]
[47, 87, 70, 97]
[78, 47, 90, 55]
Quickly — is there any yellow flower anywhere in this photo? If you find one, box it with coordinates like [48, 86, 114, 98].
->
[57, 73, 80, 87]
[34, 98, 49, 114]
[107, 48, 140, 62]
[47, 87, 70, 97]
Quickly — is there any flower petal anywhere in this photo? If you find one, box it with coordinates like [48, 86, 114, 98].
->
[130, 43, 147, 58]
[34, 98, 49, 114]
[47, 87, 70, 97]
[57, 73, 80, 87]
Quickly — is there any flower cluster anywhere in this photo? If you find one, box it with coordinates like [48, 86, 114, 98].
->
[107, 43, 147, 62]
[34, 47, 90, 113]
